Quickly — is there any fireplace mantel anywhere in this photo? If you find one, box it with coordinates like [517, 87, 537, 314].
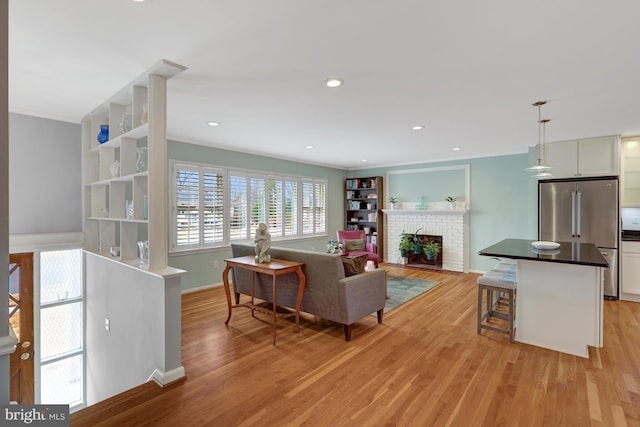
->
[382, 209, 468, 216]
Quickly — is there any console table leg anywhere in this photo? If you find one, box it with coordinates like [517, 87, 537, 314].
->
[294, 268, 306, 331]
[272, 274, 278, 346]
[222, 265, 233, 325]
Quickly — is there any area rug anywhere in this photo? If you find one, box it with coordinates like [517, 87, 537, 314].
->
[379, 275, 440, 314]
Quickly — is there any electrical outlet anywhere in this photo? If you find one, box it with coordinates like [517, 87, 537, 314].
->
[633, 216, 640, 225]
[213, 260, 219, 269]
[104, 318, 110, 332]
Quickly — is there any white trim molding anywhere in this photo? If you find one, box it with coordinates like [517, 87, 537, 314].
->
[10, 232, 84, 252]
[385, 164, 471, 210]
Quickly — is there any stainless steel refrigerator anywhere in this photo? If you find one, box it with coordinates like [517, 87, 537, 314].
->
[539, 177, 619, 298]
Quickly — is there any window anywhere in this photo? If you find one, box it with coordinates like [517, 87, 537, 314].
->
[301, 179, 327, 235]
[40, 249, 84, 408]
[174, 164, 224, 250]
[171, 162, 327, 251]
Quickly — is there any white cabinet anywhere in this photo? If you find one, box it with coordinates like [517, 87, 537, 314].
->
[545, 140, 577, 178]
[622, 137, 640, 206]
[82, 60, 186, 270]
[545, 136, 620, 178]
[621, 241, 640, 298]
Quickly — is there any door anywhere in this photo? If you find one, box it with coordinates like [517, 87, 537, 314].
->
[8, 253, 34, 404]
[539, 181, 577, 242]
[576, 179, 618, 247]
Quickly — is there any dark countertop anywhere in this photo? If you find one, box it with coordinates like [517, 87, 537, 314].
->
[478, 239, 609, 267]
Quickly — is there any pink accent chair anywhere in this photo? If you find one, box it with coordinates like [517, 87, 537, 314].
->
[336, 230, 379, 266]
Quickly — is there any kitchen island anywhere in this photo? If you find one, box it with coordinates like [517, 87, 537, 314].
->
[479, 239, 609, 358]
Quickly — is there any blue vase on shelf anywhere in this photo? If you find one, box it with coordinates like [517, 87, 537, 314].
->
[97, 125, 109, 144]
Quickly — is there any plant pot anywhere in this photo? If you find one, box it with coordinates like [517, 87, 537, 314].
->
[413, 244, 423, 255]
[426, 251, 437, 261]
[400, 249, 409, 257]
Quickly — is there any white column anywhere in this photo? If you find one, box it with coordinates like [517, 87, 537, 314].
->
[147, 74, 168, 271]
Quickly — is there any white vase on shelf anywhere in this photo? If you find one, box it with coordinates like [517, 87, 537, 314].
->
[136, 147, 147, 172]
[140, 103, 148, 124]
[109, 160, 120, 177]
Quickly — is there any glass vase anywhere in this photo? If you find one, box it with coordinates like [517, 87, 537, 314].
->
[137, 240, 149, 265]
[97, 125, 109, 144]
[136, 147, 148, 172]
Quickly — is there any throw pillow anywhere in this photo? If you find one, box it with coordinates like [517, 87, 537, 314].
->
[340, 254, 369, 277]
[344, 238, 366, 252]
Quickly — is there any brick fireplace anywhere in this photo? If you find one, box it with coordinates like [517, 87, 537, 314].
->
[383, 208, 469, 272]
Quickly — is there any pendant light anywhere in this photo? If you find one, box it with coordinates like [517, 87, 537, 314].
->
[526, 100, 551, 173]
[532, 118, 552, 178]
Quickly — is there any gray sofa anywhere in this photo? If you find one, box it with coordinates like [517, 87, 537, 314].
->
[230, 243, 386, 341]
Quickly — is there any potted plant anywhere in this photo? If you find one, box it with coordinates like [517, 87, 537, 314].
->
[411, 228, 423, 254]
[446, 196, 457, 210]
[389, 196, 398, 209]
[423, 241, 440, 260]
[398, 233, 413, 257]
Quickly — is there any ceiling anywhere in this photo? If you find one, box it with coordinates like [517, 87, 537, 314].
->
[8, 0, 640, 170]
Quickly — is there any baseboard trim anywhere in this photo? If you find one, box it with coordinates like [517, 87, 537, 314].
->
[149, 366, 186, 387]
[181, 282, 224, 294]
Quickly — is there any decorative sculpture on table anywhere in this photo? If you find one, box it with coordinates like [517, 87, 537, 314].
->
[254, 223, 271, 263]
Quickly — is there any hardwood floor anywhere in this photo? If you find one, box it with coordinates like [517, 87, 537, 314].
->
[71, 264, 640, 426]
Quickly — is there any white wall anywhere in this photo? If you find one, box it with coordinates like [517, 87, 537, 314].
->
[85, 252, 184, 405]
[9, 113, 81, 234]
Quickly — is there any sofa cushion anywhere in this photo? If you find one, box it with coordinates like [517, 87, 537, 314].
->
[344, 238, 366, 252]
[340, 254, 368, 277]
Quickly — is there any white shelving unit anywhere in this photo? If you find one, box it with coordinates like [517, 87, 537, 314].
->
[82, 60, 189, 400]
[82, 60, 186, 270]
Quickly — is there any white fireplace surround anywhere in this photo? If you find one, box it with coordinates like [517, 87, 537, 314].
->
[383, 208, 469, 272]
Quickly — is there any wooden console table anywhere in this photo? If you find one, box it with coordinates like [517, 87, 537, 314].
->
[222, 256, 306, 345]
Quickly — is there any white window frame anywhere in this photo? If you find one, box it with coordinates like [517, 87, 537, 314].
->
[170, 161, 327, 253]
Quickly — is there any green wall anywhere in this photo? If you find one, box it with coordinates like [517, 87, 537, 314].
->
[351, 153, 537, 272]
[167, 140, 347, 291]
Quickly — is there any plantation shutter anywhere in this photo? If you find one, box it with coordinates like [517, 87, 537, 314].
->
[302, 180, 314, 234]
[267, 177, 283, 236]
[314, 181, 326, 234]
[249, 177, 266, 237]
[229, 174, 248, 241]
[174, 165, 201, 249]
[284, 180, 298, 236]
[203, 168, 224, 246]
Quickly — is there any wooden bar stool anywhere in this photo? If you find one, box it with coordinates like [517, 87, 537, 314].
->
[477, 269, 517, 342]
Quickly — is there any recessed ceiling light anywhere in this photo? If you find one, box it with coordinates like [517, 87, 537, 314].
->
[206, 121, 220, 127]
[324, 78, 343, 88]
[411, 125, 424, 130]
[361, 159, 368, 162]
[132, 0, 145, 2]
[452, 147, 461, 151]
[305, 145, 314, 149]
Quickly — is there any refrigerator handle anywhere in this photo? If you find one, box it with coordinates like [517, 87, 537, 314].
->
[571, 191, 576, 238]
[576, 190, 582, 238]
